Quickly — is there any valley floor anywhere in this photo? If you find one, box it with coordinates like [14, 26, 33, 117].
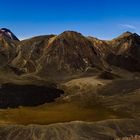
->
[0, 72, 139, 139]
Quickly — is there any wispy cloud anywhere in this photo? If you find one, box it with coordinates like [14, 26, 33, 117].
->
[119, 24, 136, 29]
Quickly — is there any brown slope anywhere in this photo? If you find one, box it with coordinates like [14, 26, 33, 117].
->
[11, 35, 55, 73]
[37, 31, 101, 75]
[0, 29, 140, 75]
[0, 36, 18, 68]
[106, 32, 140, 71]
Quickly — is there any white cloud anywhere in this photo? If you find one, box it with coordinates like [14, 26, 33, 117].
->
[119, 24, 136, 29]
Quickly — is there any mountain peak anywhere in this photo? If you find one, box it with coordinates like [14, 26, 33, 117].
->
[0, 28, 19, 41]
[112, 31, 140, 41]
[59, 31, 83, 37]
[132, 33, 139, 37]
[123, 31, 133, 35]
[118, 31, 133, 39]
[119, 32, 140, 40]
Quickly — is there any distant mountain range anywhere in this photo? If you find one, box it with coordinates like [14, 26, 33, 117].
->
[0, 28, 140, 75]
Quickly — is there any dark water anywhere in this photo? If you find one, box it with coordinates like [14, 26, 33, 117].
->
[0, 83, 64, 108]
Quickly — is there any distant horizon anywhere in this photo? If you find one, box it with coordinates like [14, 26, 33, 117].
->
[1, 26, 139, 41]
[2, 28, 137, 41]
[1, 0, 140, 40]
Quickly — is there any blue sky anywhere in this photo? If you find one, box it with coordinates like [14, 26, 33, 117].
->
[0, 0, 140, 40]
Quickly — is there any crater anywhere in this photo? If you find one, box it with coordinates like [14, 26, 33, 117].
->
[0, 83, 64, 108]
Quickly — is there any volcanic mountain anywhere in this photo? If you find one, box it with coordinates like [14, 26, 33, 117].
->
[0, 28, 19, 68]
[10, 31, 104, 75]
[0, 29, 140, 75]
[106, 32, 140, 71]
[0, 28, 19, 41]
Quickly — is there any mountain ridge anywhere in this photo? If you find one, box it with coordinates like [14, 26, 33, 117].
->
[0, 29, 140, 75]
